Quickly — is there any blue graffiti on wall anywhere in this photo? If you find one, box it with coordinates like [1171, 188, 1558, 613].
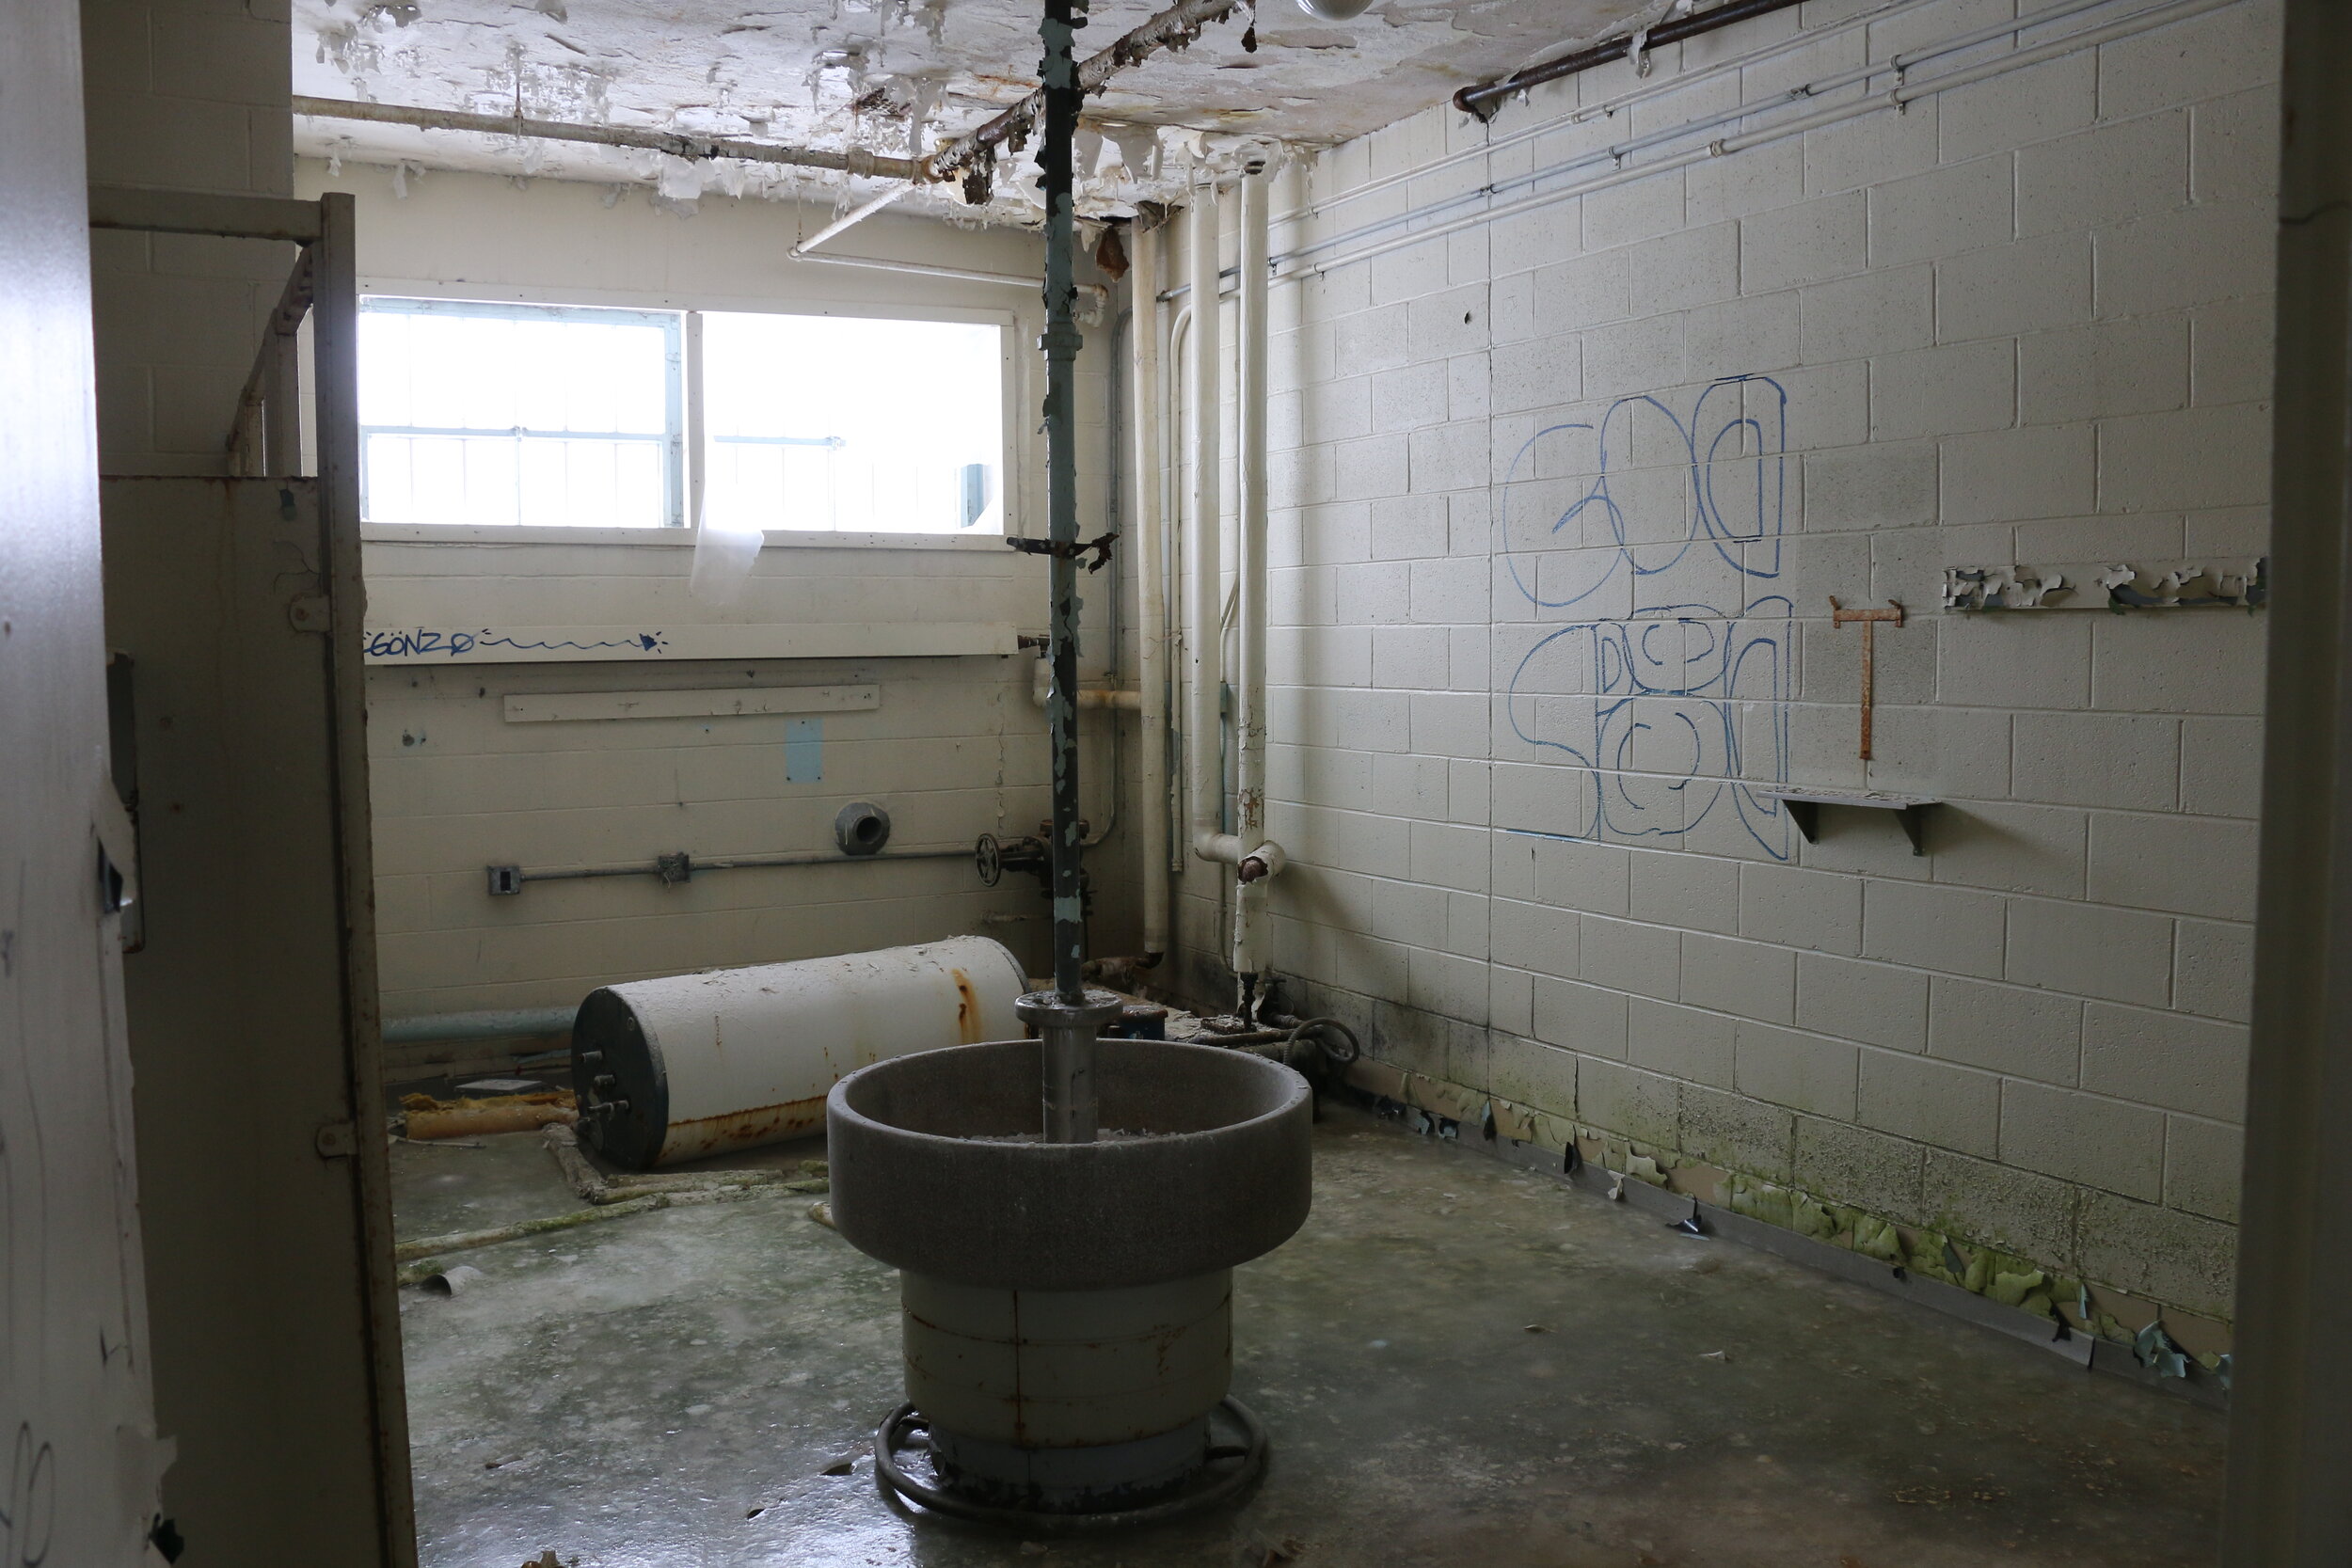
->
[1498, 374, 1792, 858]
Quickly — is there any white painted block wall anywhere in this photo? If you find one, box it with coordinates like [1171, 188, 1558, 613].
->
[1193, 0, 2279, 1333]
[304, 165, 1139, 1043]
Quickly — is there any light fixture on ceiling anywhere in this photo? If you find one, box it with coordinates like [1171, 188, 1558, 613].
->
[1291, 0, 1375, 18]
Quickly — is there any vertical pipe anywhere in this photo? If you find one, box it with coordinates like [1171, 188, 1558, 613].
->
[1029, 0, 1118, 1146]
[1041, 0, 1085, 1006]
[1231, 159, 1271, 1009]
[1132, 222, 1170, 958]
[1186, 171, 1224, 874]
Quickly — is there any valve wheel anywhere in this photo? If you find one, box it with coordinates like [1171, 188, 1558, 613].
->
[975, 833, 1003, 888]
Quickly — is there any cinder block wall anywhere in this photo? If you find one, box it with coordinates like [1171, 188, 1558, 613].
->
[83, 0, 295, 473]
[1205, 0, 2279, 1348]
[302, 164, 1138, 1054]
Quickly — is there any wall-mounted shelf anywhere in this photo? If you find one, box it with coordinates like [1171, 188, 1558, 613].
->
[1761, 787, 1942, 856]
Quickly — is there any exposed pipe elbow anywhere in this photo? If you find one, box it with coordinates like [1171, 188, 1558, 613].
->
[1193, 830, 1245, 864]
[1193, 832, 1286, 882]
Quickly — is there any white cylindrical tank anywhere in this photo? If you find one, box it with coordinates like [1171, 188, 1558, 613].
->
[569, 936, 1029, 1168]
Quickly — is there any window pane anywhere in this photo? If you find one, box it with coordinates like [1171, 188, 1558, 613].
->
[358, 298, 679, 526]
[702, 312, 1003, 535]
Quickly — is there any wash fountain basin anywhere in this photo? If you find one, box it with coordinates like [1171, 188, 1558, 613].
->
[827, 1036, 1312, 1519]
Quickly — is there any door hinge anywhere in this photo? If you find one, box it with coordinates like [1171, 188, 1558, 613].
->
[288, 594, 331, 633]
[314, 1121, 358, 1159]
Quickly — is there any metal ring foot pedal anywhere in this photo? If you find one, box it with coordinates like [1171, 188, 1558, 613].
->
[871, 1397, 1268, 1533]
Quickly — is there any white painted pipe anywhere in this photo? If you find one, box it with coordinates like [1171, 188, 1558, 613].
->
[1186, 171, 1227, 878]
[570, 935, 1028, 1167]
[1231, 158, 1279, 987]
[1132, 221, 1171, 959]
[789, 184, 915, 260]
[796, 250, 1109, 313]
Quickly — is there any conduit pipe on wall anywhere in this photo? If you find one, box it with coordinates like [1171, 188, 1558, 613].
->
[1452, 0, 1809, 121]
[1185, 175, 1279, 903]
[1132, 220, 1172, 961]
[1279, 0, 2124, 269]
[1186, 169, 1229, 885]
[1291, 0, 2237, 280]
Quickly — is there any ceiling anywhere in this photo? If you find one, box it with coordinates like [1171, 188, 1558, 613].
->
[293, 0, 1661, 221]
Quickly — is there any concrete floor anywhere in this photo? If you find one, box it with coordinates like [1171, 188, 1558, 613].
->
[391, 1106, 2225, 1568]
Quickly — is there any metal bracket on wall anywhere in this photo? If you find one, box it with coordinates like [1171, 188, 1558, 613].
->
[1762, 787, 1941, 856]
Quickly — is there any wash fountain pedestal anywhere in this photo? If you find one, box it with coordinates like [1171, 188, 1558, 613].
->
[826, 1012, 1313, 1527]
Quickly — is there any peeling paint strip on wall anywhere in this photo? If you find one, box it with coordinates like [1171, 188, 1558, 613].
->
[1944, 560, 2267, 610]
[502, 685, 880, 723]
[785, 718, 823, 783]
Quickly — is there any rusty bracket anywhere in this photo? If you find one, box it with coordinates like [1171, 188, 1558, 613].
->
[1829, 596, 1905, 762]
[1006, 531, 1119, 573]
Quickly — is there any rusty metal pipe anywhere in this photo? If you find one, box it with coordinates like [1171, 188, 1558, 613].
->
[926, 0, 1248, 191]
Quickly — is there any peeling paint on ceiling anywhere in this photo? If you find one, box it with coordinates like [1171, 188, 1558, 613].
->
[293, 0, 1658, 220]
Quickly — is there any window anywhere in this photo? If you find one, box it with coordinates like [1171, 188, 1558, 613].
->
[359, 298, 682, 528]
[358, 296, 1006, 536]
[700, 312, 1004, 535]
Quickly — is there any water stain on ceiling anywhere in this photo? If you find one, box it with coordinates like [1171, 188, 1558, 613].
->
[294, 0, 1661, 217]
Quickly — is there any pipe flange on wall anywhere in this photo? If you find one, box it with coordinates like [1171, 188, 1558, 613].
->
[835, 800, 892, 856]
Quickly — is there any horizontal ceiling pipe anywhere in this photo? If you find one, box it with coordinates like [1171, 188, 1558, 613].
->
[292, 95, 926, 182]
[925, 0, 1247, 188]
[1453, 0, 1811, 122]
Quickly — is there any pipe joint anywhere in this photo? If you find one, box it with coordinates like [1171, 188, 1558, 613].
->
[1237, 842, 1286, 884]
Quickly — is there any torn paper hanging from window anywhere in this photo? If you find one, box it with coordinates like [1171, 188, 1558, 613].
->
[689, 491, 763, 605]
[1944, 558, 2266, 610]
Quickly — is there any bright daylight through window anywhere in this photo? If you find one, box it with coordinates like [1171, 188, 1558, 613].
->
[358, 298, 1005, 536]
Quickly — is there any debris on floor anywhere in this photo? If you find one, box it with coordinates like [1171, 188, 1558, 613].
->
[391, 1126, 833, 1287]
[542, 1122, 826, 1205]
[420, 1264, 484, 1296]
[401, 1090, 576, 1140]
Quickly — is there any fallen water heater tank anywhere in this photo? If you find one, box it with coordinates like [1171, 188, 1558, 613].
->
[569, 935, 1030, 1169]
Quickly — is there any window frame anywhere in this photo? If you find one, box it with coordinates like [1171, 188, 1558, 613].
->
[353, 278, 1024, 549]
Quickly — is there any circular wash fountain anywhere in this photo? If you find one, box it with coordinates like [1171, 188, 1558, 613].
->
[826, 1030, 1312, 1525]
